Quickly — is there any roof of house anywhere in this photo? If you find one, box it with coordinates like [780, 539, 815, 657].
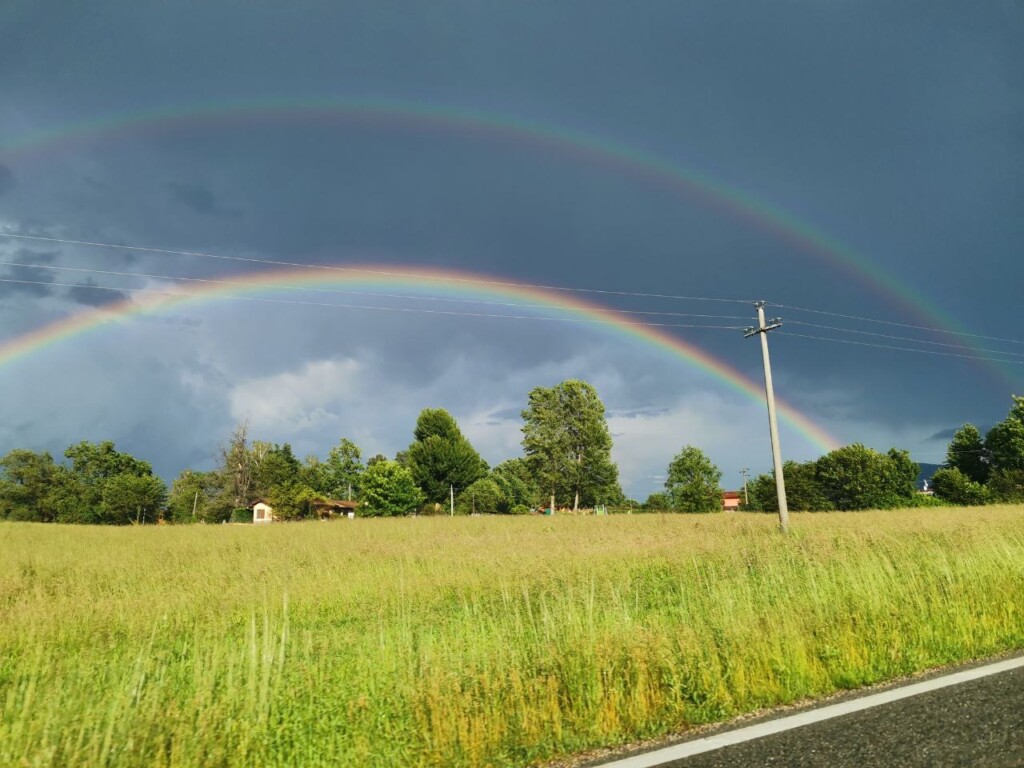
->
[722, 491, 742, 500]
[311, 498, 359, 509]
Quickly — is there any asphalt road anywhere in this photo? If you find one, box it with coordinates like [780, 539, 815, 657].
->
[595, 656, 1024, 768]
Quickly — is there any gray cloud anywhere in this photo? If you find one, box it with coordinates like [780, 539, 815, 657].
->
[167, 181, 241, 218]
[66, 277, 128, 306]
[928, 425, 994, 442]
[0, 165, 14, 197]
[1, 1, 1021, 495]
[0, 261, 56, 298]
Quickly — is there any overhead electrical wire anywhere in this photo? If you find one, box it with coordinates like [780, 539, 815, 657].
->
[776, 331, 1024, 366]
[0, 232, 755, 305]
[0, 277, 747, 331]
[4, 232, 1021, 358]
[0, 260, 753, 322]
[772, 302, 1024, 347]
[784, 320, 1024, 360]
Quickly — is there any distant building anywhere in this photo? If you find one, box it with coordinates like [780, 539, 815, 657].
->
[252, 500, 274, 524]
[722, 491, 742, 512]
[311, 498, 360, 519]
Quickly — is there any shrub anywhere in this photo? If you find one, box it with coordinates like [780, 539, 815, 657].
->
[509, 504, 531, 515]
[456, 478, 505, 514]
[930, 467, 990, 506]
[987, 469, 1024, 503]
[230, 508, 251, 523]
[901, 493, 949, 508]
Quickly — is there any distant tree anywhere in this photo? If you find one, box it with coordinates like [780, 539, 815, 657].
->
[219, 422, 254, 507]
[986, 468, 1024, 504]
[490, 458, 540, 511]
[59, 441, 157, 523]
[359, 460, 424, 517]
[413, 408, 464, 443]
[3, 441, 164, 525]
[815, 444, 917, 510]
[64, 440, 153, 483]
[0, 449, 59, 522]
[642, 492, 671, 512]
[522, 380, 618, 511]
[406, 409, 487, 503]
[99, 474, 167, 525]
[782, 461, 833, 511]
[299, 455, 330, 496]
[366, 454, 388, 468]
[930, 467, 990, 506]
[323, 438, 364, 498]
[742, 471, 776, 512]
[252, 443, 301, 496]
[945, 424, 990, 484]
[266, 481, 319, 520]
[985, 396, 1024, 473]
[664, 446, 722, 513]
[167, 469, 227, 523]
[884, 448, 921, 500]
[456, 477, 505, 514]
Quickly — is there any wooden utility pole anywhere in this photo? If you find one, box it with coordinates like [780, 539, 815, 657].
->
[744, 302, 790, 533]
[450, 484, 454, 516]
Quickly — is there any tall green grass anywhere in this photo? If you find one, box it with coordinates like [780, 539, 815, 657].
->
[2, 508, 1023, 767]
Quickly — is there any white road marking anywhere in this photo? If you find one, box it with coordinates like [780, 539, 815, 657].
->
[598, 655, 1024, 767]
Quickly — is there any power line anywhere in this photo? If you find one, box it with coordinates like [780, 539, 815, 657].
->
[0, 260, 752, 322]
[0, 232, 754, 305]
[785, 320, 1024, 360]
[772, 302, 1024, 347]
[0, 277, 747, 331]
[776, 330, 1024, 366]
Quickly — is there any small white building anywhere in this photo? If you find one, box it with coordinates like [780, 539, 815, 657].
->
[252, 501, 274, 524]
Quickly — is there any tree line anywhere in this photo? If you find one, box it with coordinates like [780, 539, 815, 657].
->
[737, 395, 1024, 512]
[0, 380, 622, 522]
[3, 386, 1024, 523]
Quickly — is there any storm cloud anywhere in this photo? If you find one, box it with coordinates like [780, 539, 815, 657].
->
[0, 2, 1021, 496]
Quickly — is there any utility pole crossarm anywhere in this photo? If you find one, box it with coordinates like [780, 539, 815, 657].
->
[744, 300, 790, 533]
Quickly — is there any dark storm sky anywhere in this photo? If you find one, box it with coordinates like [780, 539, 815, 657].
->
[1, 1, 1021, 497]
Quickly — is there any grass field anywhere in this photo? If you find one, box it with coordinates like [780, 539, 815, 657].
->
[2, 508, 1024, 767]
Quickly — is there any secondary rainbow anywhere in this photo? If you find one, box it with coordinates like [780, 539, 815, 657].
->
[0, 264, 840, 452]
[1, 98, 1010, 390]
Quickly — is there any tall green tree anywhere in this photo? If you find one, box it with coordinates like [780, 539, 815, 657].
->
[0, 449, 59, 522]
[219, 422, 255, 507]
[323, 438, 364, 499]
[59, 441, 157, 523]
[252, 443, 301, 496]
[64, 440, 153, 483]
[167, 469, 228, 523]
[521, 380, 619, 511]
[360, 460, 424, 517]
[986, 396, 1024, 473]
[413, 408, 463, 443]
[490, 458, 540, 511]
[945, 424, 990, 484]
[406, 409, 486, 503]
[664, 446, 722, 513]
[99, 474, 167, 525]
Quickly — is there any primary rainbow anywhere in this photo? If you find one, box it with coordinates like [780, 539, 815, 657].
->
[0, 264, 840, 453]
[0, 98, 1011, 389]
